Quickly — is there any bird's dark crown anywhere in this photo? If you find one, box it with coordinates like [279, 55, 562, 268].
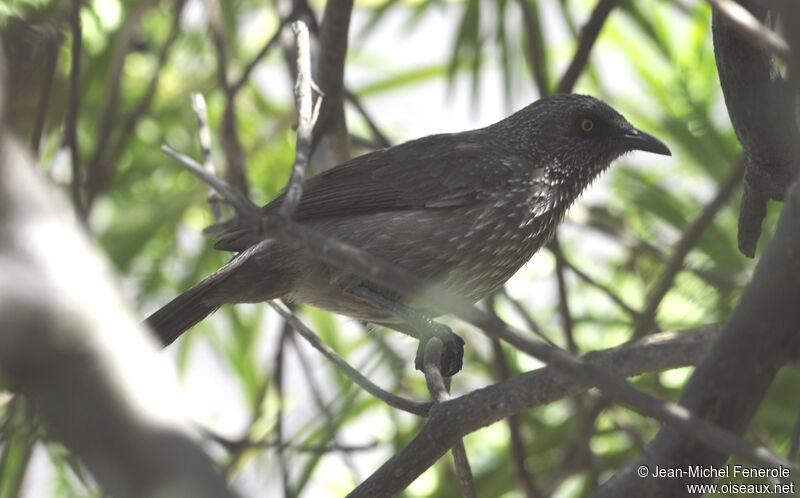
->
[497, 94, 670, 180]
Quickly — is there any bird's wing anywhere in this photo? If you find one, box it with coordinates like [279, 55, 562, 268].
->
[284, 130, 516, 216]
[214, 130, 524, 252]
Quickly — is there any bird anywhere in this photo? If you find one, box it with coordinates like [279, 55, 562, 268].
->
[146, 94, 671, 374]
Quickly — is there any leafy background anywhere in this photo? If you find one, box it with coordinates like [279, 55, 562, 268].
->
[0, 0, 793, 496]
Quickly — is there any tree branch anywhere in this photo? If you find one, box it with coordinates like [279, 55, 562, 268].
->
[423, 339, 477, 498]
[348, 327, 725, 496]
[209, 0, 249, 196]
[270, 301, 431, 416]
[0, 133, 233, 497]
[706, 0, 791, 60]
[712, 0, 800, 256]
[281, 21, 321, 218]
[595, 178, 800, 497]
[312, 0, 353, 169]
[556, 0, 618, 94]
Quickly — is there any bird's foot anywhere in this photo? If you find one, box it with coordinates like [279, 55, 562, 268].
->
[414, 323, 464, 377]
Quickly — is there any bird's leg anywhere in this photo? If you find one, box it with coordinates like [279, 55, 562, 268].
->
[349, 286, 464, 376]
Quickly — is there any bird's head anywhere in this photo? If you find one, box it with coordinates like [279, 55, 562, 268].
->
[504, 94, 671, 187]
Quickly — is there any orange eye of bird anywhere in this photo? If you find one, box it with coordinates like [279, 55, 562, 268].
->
[580, 119, 595, 132]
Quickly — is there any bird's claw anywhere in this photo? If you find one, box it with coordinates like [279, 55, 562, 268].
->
[414, 324, 464, 377]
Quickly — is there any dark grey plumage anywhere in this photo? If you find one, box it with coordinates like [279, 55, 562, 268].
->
[147, 94, 670, 346]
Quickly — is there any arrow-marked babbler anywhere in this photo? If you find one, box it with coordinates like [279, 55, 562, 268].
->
[147, 94, 671, 376]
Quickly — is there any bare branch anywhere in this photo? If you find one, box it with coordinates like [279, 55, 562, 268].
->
[312, 0, 354, 168]
[281, 21, 319, 218]
[348, 327, 744, 496]
[556, 0, 618, 94]
[190, 93, 223, 222]
[550, 238, 577, 352]
[490, 338, 540, 498]
[559, 255, 641, 320]
[596, 176, 800, 496]
[230, 18, 289, 94]
[209, 0, 249, 196]
[85, 0, 179, 212]
[344, 89, 391, 149]
[0, 133, 233, 497]
[712, 0, 800, 256]
[270, 300, 431, 416]
[423, 339, 477, 498]
[498, 289, 551, 344]
[160, 145, 256, 215]
[706, 0, 791, 60]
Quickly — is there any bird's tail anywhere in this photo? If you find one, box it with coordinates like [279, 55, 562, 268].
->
[146, 278, 221, 347]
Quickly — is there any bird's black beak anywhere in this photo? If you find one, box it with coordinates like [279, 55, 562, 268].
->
[618, 128, 672, 156]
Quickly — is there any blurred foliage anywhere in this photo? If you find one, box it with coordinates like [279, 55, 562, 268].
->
[0, 0, 795, 497]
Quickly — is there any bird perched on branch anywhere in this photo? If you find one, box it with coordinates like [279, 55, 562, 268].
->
[147, 94, 670, 375]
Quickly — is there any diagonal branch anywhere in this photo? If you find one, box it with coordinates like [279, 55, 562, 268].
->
[633, 158, 744, 338]
[270, 301, 431, 416]
[706, 0, 791, 61]
[556, 0, 619, 94]
[230, 18, 289, 94]
[348, 327, 719, 497]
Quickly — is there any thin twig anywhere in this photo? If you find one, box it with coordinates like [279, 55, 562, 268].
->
[550, 240, 601, 488]
[230, 19, 289, 94]
[83, 0, 158, 210]
[160, 145, 255, 215]
[423, 338, 449, 402]
[86, 0, 185, 212]
[559, 255, 641, 319]
[423, 339, 477, 498]
[706, 0, 791, 61]
[190, 93, 223, 222]
[498, 289, 553, 346]
[208, 0, 248, 195]
[556, 0, 618, 94]
[281, 21, 319, 218]
[489, 337, 540, 498]
[274, 325, 291, 495]
[270, 301, 431, 416]
[204, 426, 378, 454]
[286, 331, 362, 482]
[344, 89, 391, 149]
[550, 238, 577, 353]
